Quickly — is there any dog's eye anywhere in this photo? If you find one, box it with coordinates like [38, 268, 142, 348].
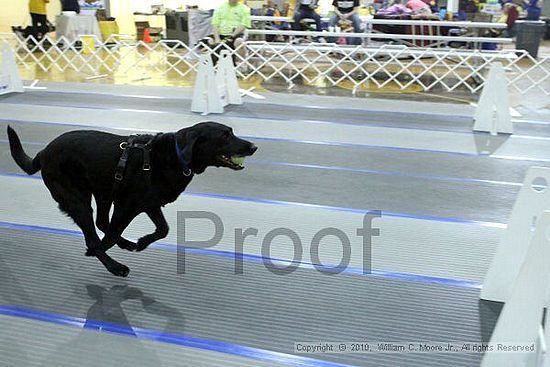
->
[223, 131, 231, 137]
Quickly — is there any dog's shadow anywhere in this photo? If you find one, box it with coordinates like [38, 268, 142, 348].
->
[39, 284, 185, 366]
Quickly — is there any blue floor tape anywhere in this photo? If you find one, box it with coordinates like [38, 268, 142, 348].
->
[0, 220, 482, 289]
[0, 170, 507, 229]
[4, 116, 550, 163]
[0, 305, 356, 367]
[0, 170, 507, 228]
[0, 117, 506, 159]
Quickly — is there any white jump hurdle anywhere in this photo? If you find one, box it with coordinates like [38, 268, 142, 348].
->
[473, 62, 513, 135]
[481, 211, 550, 367]
[481, 167, 550, 367]
[482, 167, 550, 302]
[0, 44, 23, 96]
[191, 50, 242, 115]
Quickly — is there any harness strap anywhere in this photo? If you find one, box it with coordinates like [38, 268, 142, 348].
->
[142, 143, 151, 171]
[114, 136, 135, 181]
[111, 133, 193, 199]
[112, 135, 154, 198]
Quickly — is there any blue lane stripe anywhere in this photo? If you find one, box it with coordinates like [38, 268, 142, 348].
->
[0, 305, 355, 367]
[0, 170, 507, 228]
[243, 135, 484, 157]
[514, 119, 550, 126]
[299, 103, 473, 118]
[0, 117, 118, 131]
[248, 160, 523, 187]
[0, 171, 42, 180]
[0, 117, 478, 157]
[2, 117, 549, 163]
[512, 134, 550, 142]
[0, 138, 44, 147]
[183, 191, 507, 228]
[490, 154, 550, 164]
[1, 117, 480, 157]
[0, 139, 524, 188]
[0, 220, 482, 289]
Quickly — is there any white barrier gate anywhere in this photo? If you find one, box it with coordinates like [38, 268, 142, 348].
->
[481, 167, 550, 303]
[481, 211, 550, 367]
[191, 50, 242, 115]
[473, 62, 513, 135]
[0, 44, 24, 96]
[481, 167, 550, 367]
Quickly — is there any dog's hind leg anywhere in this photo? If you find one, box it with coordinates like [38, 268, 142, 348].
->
[125, 207, 169, 252]
[45, 180, 130, 277]
[93, 196, 136, 253]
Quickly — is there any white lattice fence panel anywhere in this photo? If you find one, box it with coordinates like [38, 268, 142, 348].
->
[1, 33, 548, 96]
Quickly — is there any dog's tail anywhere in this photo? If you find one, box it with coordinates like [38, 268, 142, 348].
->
[7, 125, 42, 175]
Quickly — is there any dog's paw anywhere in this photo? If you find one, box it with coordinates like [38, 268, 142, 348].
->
[117, 238, 136, 250]
[124, 238, 149, 252]
[108, 263, 130, 277]
[133, 238, 149, 252]
[120, 242, 141, 252]
[85, 246, 102, 257]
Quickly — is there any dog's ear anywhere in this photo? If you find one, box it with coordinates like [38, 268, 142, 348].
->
[179, 129, 200, 167]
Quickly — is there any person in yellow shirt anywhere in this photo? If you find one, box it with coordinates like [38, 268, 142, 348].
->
[29, 0, 50, 41]
[211, 0, 251, 59]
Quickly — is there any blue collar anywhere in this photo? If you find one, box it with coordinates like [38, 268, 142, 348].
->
[174, 136, 193, 177]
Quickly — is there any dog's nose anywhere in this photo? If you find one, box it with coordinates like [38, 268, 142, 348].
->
[250, 144, 258, 154]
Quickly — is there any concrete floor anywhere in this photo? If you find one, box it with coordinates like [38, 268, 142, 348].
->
[0, 81, 547, 366]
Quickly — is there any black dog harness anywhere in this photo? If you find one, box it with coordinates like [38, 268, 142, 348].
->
[114, 135, 152, 182]
[112, 134, 194, 197]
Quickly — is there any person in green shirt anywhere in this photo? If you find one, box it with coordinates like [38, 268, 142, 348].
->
[211, 0, 251, 59]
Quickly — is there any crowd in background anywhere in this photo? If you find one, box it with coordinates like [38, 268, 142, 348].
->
[251, 0, 542, 42]
[11, 0, 545, 48]
[251, 0, 541, 20]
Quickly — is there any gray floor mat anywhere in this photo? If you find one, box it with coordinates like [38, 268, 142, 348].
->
[0, 227, 502, 367]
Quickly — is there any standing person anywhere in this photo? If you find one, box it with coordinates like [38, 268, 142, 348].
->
[292, 0, 325, 42]
[211, 0, 251, 59]
[330, 0, 362, 45]
[61, 0, 80, 13]
[29, 0, 50, 42]
[525, 0, 541, 20]
[503, 2, 519, 37]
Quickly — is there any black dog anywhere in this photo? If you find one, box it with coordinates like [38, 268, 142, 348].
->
[7, 122, 257, 277]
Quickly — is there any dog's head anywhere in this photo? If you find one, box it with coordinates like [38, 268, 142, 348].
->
[177, 122, 257, 174]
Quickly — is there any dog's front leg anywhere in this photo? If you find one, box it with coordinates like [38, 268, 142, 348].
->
[94, 197, 137, 252]
[126, 207, 169, 252]
[96, 206, 140, 277]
